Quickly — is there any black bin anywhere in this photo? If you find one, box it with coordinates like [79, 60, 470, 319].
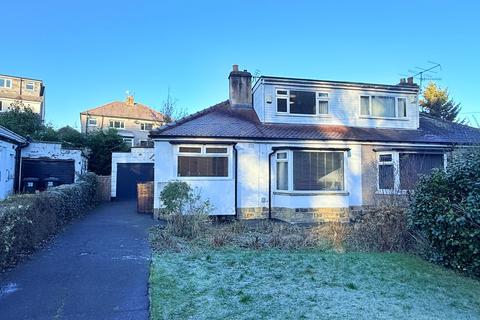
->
[43, 177, 61, 189]
[22, 177, 40, 193]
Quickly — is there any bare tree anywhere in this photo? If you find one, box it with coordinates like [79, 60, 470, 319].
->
[159, 89, 188, 124]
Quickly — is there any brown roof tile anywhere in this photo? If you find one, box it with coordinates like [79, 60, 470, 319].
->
[81, 101, 165, 122]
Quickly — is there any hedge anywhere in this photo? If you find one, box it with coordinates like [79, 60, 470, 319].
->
[409, 149, 480, 278]
[0, 173, 97, 270]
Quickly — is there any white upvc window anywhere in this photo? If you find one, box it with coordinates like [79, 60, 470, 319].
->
[376, 151, 446, 193]
[109, 120, 125, 129]
[360, 95, 408, 118]
[276, 89, 330, 116]
[175, 145, 231, 179]
[25, 81, 35, 91]
[140, 122, 153, 131]
[122, 138, 134, 147]
[274, 150, 347, 193]
[0, 78, 12, 88]
[87, 118, 97, 126]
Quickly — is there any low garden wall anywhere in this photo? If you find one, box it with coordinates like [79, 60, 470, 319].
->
[0, 173, 97, 270]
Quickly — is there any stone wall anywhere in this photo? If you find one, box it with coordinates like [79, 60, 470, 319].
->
[236, 207, 269, 220]
[271, 207, 351, 224]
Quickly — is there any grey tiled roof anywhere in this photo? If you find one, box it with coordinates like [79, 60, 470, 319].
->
[150, 100, 480, 145]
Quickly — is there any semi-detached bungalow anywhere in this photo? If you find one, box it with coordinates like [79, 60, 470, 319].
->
[149, 65, 480, 223]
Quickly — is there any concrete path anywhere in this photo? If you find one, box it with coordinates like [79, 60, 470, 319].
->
[0, 201, 155, 320]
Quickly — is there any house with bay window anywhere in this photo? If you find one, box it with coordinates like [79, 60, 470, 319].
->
[149, 65, 480, 223]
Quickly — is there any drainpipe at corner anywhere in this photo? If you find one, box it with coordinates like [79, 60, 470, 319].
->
[268, 149, 275, 219]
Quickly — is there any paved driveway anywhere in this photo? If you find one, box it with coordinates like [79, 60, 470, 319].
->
[0, 201, 155, 320]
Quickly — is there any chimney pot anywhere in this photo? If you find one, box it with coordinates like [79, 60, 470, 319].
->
[399, 78, 406, 84]
[407, 77, 414, 85]
[232, 64, 239, 72]
[126, 95, 134, 106]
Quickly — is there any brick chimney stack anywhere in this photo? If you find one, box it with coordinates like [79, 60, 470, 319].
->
[229, 64, 252, 108]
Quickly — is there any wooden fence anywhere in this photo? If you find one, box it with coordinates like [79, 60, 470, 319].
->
[96, 175, 111, 202]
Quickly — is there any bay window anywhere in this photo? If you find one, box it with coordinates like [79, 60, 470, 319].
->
[360, 95, 408, 118]
[177, 145, 229, 178]
[275, 150, 345, 192]
[276, 89, 329, 116]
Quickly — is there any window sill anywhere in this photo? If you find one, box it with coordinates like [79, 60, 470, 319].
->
[274, 191, 349, 196]
[375, 190, 408, 195]
[359, 116, 409, 121]
[276, 113, 332, 118]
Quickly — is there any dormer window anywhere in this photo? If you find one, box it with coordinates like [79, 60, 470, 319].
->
[360, 96, 408, 118]
[276, 89, 329, 116]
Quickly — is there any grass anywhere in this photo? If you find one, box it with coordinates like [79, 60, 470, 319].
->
[149, 250, 480, 320]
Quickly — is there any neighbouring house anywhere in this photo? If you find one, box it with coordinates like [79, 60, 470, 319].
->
[0, 125, 27, 200]
[149, 65, 480, 223]
[0, 124, 87, 200]
[80, 95, 165, 147]
[0, 74, 46, 121]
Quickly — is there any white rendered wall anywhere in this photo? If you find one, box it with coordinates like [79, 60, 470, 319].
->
[253, 83, 419, 129]
[0, 140, 16, 200]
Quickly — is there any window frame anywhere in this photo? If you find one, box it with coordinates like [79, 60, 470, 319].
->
[140, 122, 154, 131]
[376, 151, 446, 194]
[360, 95, 409, 119]
[274, 149, 348, 194]
[174, 144, 232, 180]
[122, 138, 134, 147]
[275, 88, 331, 117]
[0, 78, 12, 89]
[109, 120, 125, 129]
[87, 117, 97, 126]
[25, 81, 35, 91]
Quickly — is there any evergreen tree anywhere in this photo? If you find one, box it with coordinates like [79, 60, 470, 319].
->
[420, 82, 461, 122]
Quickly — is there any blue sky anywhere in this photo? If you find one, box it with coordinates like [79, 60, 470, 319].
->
[2, 0, 479, 128]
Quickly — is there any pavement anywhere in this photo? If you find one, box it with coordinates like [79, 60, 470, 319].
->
[0, 201, 156, 320]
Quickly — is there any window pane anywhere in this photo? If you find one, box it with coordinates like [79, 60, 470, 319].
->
[177, 156, 228, 177]
[318, 101, 328, 114]
[398, 98, 407, 117]
[276, 161, 288, 190]
[399, 153, 444, 190]
[290, 91, 316, 115]
[379, 164, 394, 189]
[372, 96, 396, 117]
[360, 96, 370, 115]
[318, 92, 328, 98]
[293, 151, 344, 191]
[277, 98, 287, 112]
[0, 79, 4, 87]
[277, 152, 287, 160]
[179, 147, 201, 153]
[277, 90, 288, 95]
[206, 147, 227, 154]
[379, 154, 392, 162]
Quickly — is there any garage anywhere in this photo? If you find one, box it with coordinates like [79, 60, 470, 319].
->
[115, 163, 154, 199]
[21, 158, 75, 191]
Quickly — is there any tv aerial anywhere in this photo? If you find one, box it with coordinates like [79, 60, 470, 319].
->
[404, 61, 442, 91]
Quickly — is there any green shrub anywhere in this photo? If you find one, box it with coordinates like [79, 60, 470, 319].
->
[347, 205, 412, 252]
[409, 149, 480, 277]
[160, 181, 211, 216]
[0, 173, 97, 270]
